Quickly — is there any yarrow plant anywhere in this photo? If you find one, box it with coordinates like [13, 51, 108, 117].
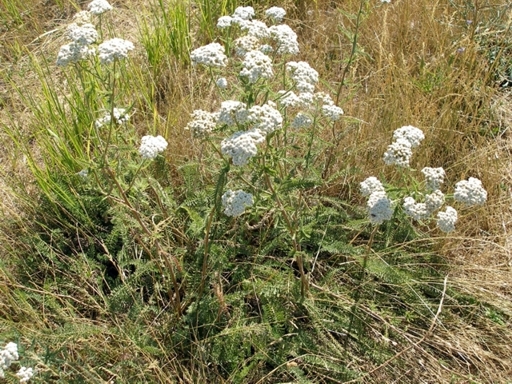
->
[138, 135, 168, 160]
[361, 126, 487, 233]
[184, 6, 348, 296]
[0, 342, 34, 382]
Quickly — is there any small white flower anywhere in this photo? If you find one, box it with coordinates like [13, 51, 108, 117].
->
[367, 191, 393, 224]
[217, 100, 248, 126]
[0, 342, 18, 371]
[232, 6, 255, 21]
[321, 104, 344, 121]
[67, 23, 98, 45]
[291, 112, 313, 129]
[403, 196, 429, 221]
[247, 102, 283, 134]
[421, 167, 445, 191]
[265, 6, 287, 23]
[217, 16, 233, 29]
[392, 125, 425, 148]
[240, 50, 273, 83]
[216, 77, 228, 89]
[221, 129, 265, 166]
[222, 189, 254, 217]
[360, 176, 385, 197]
[298, 92, 314, 107]
[454, 177, 487, 206]
[95, 108, 131, 128]
[98, 38, 134, 64]
[190, 42, 227, 67]
[16, 366, 34, 383]
[56, 42, 95, 66]
[313, 92, 334, 106]
[437, 206, 458, 233]
[268, 24, 299, 55]
[425, 189, 445, 212]
[138, 135, 168, 159]
[186, 110, 218, 138]
[72, 10, 92, 25]
[286, 61, 319, 93]
[277, 90, 301, 108]
[383, 138, 413, 167]
[241, 20, 270, 39]
[87, 0, 113, 15]
[381, 0, 391, 3]
[234, 35, 260, 57]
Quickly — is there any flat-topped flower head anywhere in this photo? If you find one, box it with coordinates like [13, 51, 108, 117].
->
[87, 0, 113, 15]
[383, 138, 413, 167]
[291, 112, 313, 129]
[392, 125, 425, 148]
[322, 104, 344, 121]
[95, 108, 131, 128]
[247, 102, 283, 134]
[265, 6, 286, 23]
[240, 50, 273, 83]
[367, 191, 393, 224]
[403, 196, 429, 221]
[277, 90, 301, 108]
[421, 167, 445, 191]
[217, 15, 233, 29]
[73, 10, 92, 25]
[139, 135, 168, 160]
[217, 100, 248, 126]
[360, 176, 385, 197]
[221, 129, 265, 166]
[437, 206, 458, 233]
[425, 189, 445, 213]
[234, 35, 260, 57]
[216, 77, 228, 89]
[286, 61, 319, 93]
[67, 23, 98, 45]
[0, 342, 18, 372]
[16, 367, 34, 383]
[190, 42, 227, 67]
[98, 38, 134, 64]
[269, 24, 299, 55]
[232, 6, 255, 21]
[241, 20, 270, 39]
[454, 177, 487, 206]
[186, 110, 218, 138]
[56, 42, 95, 66]
[222, 189, 254, 217]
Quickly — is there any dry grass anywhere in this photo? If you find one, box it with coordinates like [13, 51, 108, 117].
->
[1, 0, 512, 382]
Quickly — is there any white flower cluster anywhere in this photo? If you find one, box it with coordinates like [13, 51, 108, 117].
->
[217, 100, 248, 126]
[221, 129, 265, 166]
[240, 50, 273, 83]
[268, 24, 299, 55]
[360, 176, 385, 197]
[425, 189, 445, 212]
[367, 191, 393, 224]
[232, 6, 255, 21]
[421, 167, 445, 191]
[384, 125, 424, 167]
[454, 177, 487, 206]
[321, 104, 344, 122]
[265, 6, 286, 23]
[216, 77, 228, 89]
[233, 35, 260, 57]
[190, 42, 227, 67]
[56, 42, 96, 66]
[67, 23, 98, 45]
[222, 189, 254, 217]
[95, 108, 131, 128]
[138, 135, 168, 160]
[246, 102, 283, 134]
[437, 206, 458, 233]
[291, 112, 313, 129]
[16, 367, 34, 383]
[98, 38, 134, 64]
[286, 61, 319, 93]
[87, 0, 113, 15]
[186, 110, 218, 138]
[392, 125, 425, 148]
[403, 197, 429, 221]
[0, 342, 18, 378]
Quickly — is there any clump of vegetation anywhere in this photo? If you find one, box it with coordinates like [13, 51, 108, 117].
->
[1, 0, 511, 382]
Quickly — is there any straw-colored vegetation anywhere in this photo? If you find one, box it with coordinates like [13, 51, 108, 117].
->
[1, 0, 511, 382]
